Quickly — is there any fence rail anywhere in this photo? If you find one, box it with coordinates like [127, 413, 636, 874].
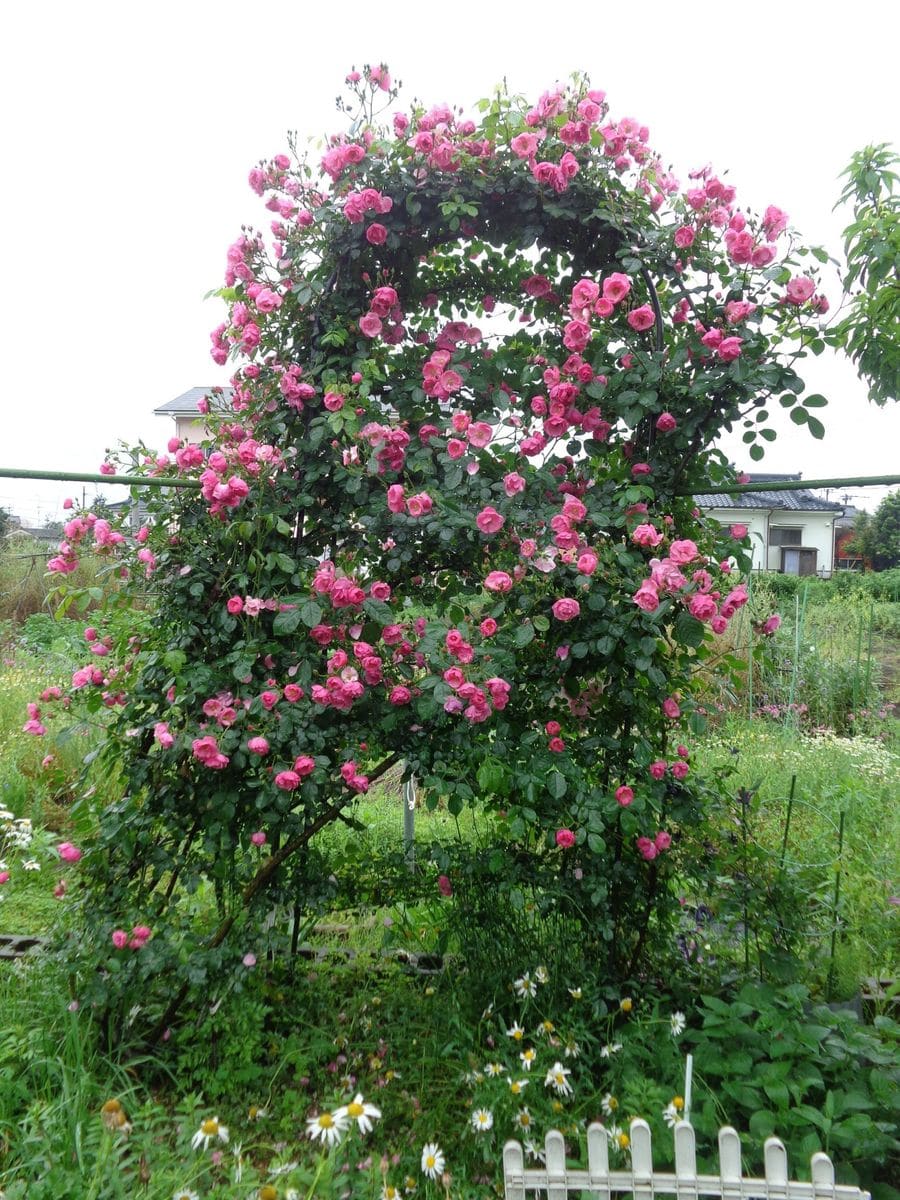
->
[502, 1119, 870, 1200]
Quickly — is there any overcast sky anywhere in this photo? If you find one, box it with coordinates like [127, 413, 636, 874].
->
[1, 0, 897, 523]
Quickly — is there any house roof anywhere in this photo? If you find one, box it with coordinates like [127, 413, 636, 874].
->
[154, 386, 233, 416]
[695, 474, 844, 513]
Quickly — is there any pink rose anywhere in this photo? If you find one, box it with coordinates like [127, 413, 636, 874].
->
[359, 312, 383, 338]
[654, 830, 672, 851]
[636, 836, 658, 861]
[366, 222, 388, 245]
[111, 929, 128, 949]
[602, 273, 631, 304]
[387, 484, 405, 513]
[762, 614, 782, 635]
[479, 617, 498, 637]
[662, 697, 681, 720]
[688, 593, 718, 622]
[717, 336, 743, 362]
[632, 524, 664, 548]
[484, 571, 513, 593]
[250, 831, 267, 846]
[655, 412, 677, 433]
[504, 472, 526, 496]
[389, 685, 412, 705]
[668, 539, 699, 565]
[633, 582, 660, 613]
[226, 595, 244, 615]
[247, 737, 270, 755]
[671, 761, 689, 780]
[293, 756, 316, 776]
[476, 506, 504, 534]
[555, 828, 576, 849]
[58, 842, 82, 863]
[649, 760, 667, 780]
[551, 598, 580, 622]
[548, 736, 566, 752]
[576, 550, 598, 575]
[730, 524, 748, 539]
[275, 770, 300, 790]
[437, 874, 453, 897]
[615, 785, 634, 807]
[785, 276, 815, 305]
[674, 225, 695, 249]
[283, 683, 304, 701]
[627, 305, 655, 332]
[406, 492, 433, 517]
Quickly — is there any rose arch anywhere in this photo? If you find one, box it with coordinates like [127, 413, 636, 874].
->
[34, 67, 831, 1035]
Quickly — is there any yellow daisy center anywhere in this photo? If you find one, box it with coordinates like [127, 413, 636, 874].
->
[617, 1132, 630, 1149]
[673, 1095, 684, 1110]
[318, 1113, 334, 1129]
[347, 1101, 364, 1118]
[200, 1118, 219, 1136]
[425, 1155, 436, 1169]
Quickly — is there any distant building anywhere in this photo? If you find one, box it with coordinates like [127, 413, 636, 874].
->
[696, 474, 844, 577]
[154, 386, 232, 444]
[833, 505, 865, 571]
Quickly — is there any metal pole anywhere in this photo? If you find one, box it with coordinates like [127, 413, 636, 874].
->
[0, 467, 200, 489]
[402, 774, 416, 870]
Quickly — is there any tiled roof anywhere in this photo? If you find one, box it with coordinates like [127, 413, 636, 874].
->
[154, 386, 233, 415]
[695, 474, 843, 512]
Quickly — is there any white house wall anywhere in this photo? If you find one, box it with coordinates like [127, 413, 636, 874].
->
[705, 507, 837, 577]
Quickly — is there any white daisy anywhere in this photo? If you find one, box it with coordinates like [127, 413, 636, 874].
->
[508, 1077, 529, 1097]
[563, 1037, 581, 1058]
[484, 1061, 505, 1077]
[191, 1116, 229, 1151]
[670, 1011, 686, 1037]
[381, 1186, 402, 1200]
[534, 965, 549, 983]
[506, 1021, 525, 1041]
[535, 1019, 555, 1038]
[519, 1047, 537, 1071]
[524, 1139, 546, 1163]
[269, 1160, 299, 1177]
[306, 1110, 348, 1147]
[471, 1108, 493, 1133]
[601, 1092, 618, 1117]
[22, 859, 40, 871]
[172, 1190, 199, 1200]
[600, 1042, 623, 1058]
[514, 973, 537, 998]
[543, 1061, 573, 1096]
[567, 986, 582, 1000]
[514, 1107, 533, 1131]
[334, 1093, 381, 1135]
[662, 1101, 680, 1128]
[420, 1142, 445, 1180]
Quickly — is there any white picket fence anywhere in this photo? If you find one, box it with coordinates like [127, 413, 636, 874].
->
[503, 1118, 870, 1200]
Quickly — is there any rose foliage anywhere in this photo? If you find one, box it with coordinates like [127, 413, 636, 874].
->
[33, 67, 832, 1033]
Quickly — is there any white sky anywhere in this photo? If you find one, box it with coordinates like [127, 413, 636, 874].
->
[1, 0, 898, 523]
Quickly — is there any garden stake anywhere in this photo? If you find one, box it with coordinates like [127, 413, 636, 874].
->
[786, 583, 809, 728]
[827, 810, 846, 1002]
[683, 1053, 694, 1123]
[779, 775, 797, 874]
[863, 601, 875, 705]
[852, 606, 865, 712]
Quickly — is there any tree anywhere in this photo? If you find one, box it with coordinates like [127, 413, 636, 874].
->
[830, 144, 900, 405]
[0, 506, 10, 541]
[29, 67, 825, 1036]
[852, 490, 900, 569]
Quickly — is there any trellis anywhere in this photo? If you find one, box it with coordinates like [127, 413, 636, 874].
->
[502, 1119, 871, 1200]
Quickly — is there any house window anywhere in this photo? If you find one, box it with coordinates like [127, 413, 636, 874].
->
[769, 526, 802, 547]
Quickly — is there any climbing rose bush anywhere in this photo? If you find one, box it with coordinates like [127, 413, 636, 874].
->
[33, 65, 827, 1031]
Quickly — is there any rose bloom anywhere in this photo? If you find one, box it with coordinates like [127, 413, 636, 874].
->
[437, 874, 453, 897]
[551, 598, 580, 622]
[480, 617, 498, 637]
[615, 785, 634, 807]
[548, 736, 566, 752]
[626, 305, 655, 332]
[555, 828, 576, 849]
[668, 539, 699, 565]
[633, 582, 660, 613]
[275, 770, 300, 790]
[476, 506, 504, 534]
[484, 571, 513, 593]
[662, 697, 681, 720]
[649, 760, 667, 780]
[655, 412, 677, 433]
[365, 222, 387, 245]
[654, 830, 673, 851]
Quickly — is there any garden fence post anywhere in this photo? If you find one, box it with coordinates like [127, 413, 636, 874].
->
[502, 1139, 526, 1200]
[717, 1126, 743, 1200]
[810, 1151, 836, 1193]
[544, 1128, 568, 1200]
[586, 1122, 610, 1198]
[674, 1120, 698, 1197]
[764, 1136, 790, 1191]
[629, 1119, 654, 1200]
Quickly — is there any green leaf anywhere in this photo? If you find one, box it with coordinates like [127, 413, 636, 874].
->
[674, 612, 706, 648]
[363, 598, 394, 625]
[806, 415, 825, 439]
[299, 599, 324, 628]
[749, 443, 765, 461]
[515, 622, 536, 647]
[547, 772, 567, 800]
[273, 607, 302, 636]
[790, 407, 809, 425]
[802, 393, 828, 407]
